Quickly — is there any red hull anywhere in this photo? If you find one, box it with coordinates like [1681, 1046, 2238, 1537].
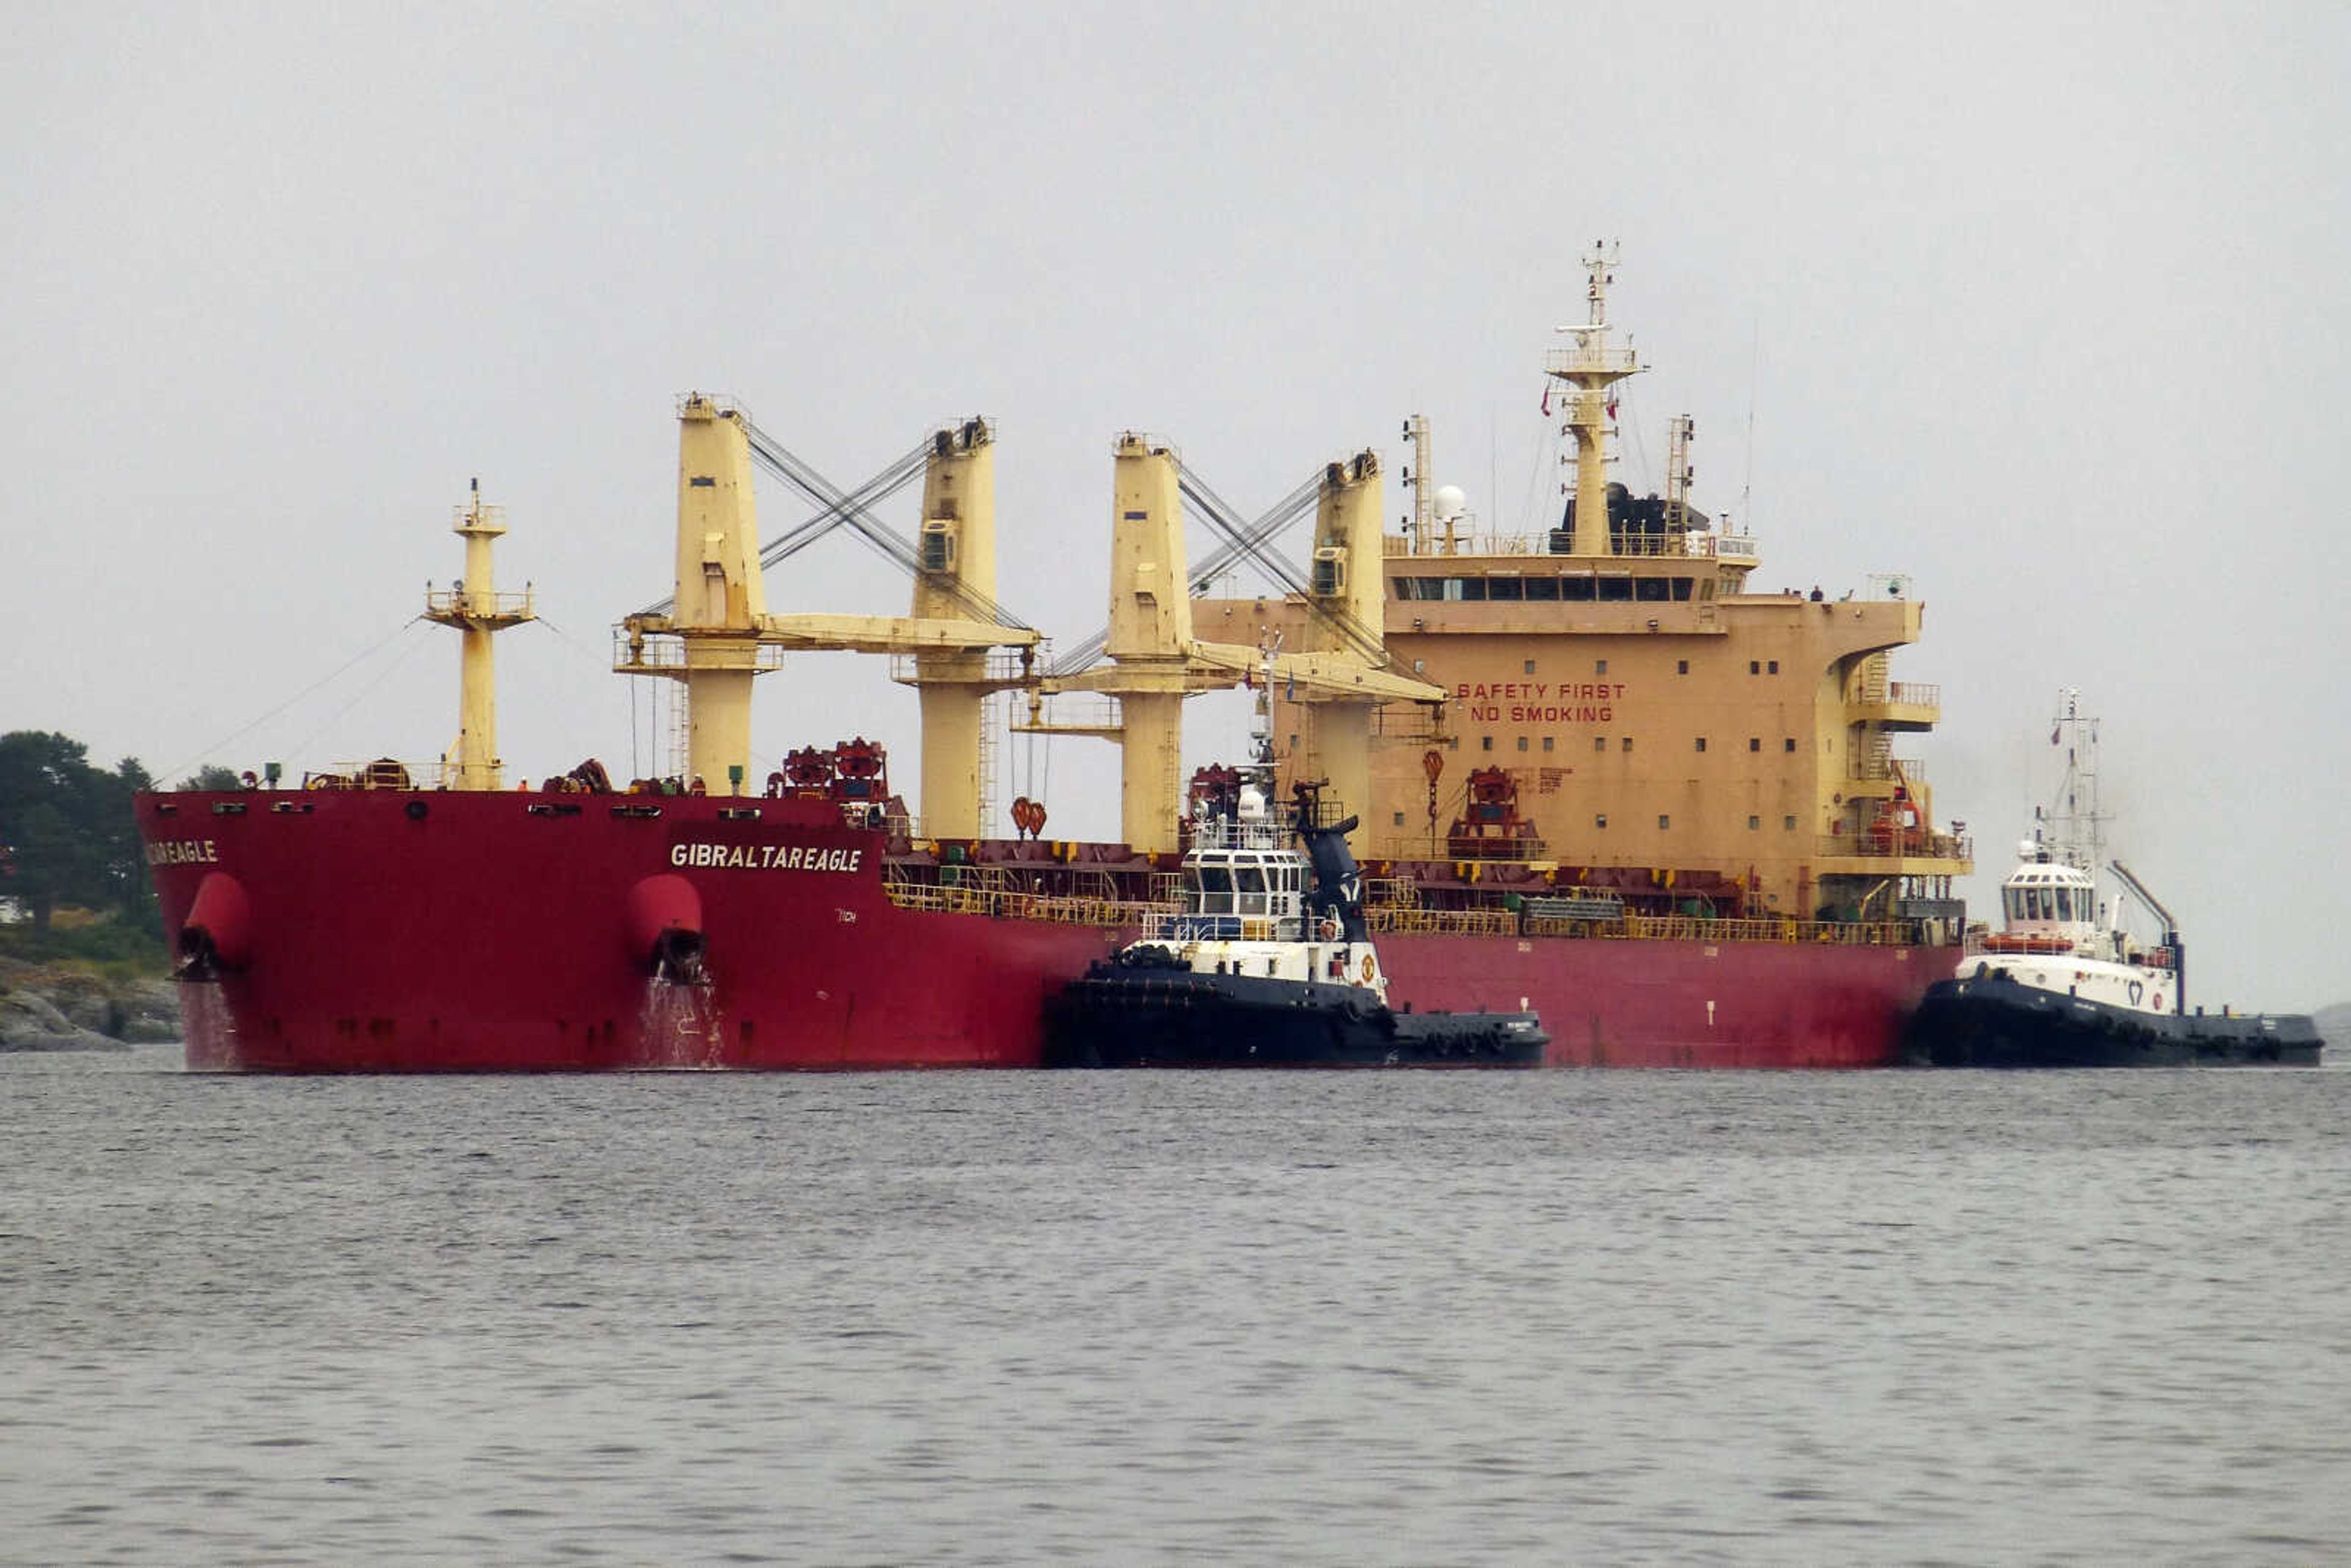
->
[139, 790, 1937, 1071]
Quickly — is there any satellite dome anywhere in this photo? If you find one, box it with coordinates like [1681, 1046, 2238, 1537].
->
[1237, 786, 1268, 822]
[1433, 484, 1468, 521]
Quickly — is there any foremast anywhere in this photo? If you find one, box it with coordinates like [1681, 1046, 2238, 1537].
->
[422, 480, 535, 790]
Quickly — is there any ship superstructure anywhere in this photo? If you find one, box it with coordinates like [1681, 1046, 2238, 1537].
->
[1203, 245, 1970, 931]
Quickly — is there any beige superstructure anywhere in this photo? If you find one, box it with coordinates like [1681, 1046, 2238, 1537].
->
[1199, 247, 1970, 920]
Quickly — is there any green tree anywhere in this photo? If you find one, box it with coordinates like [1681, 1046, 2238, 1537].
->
[178, 765, 242, 790]
[0, 732, 157, 933]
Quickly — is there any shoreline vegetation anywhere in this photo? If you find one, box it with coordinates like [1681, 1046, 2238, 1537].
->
[0, 727, 197, 1051]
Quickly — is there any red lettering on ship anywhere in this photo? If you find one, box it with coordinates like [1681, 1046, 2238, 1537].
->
[1455, 681, 1624, 703]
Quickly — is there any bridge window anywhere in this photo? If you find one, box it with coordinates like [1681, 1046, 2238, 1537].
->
[1694, 737, 1707, 753]
[1673, 577, 1694, 600]
[1598, 577, 1634, 601]
[1526, 577, 1561, 601]
[1561, 577, 1595, 601]
[1783, 815, 1796, 830]
[1678, 659, 1689, 675]
[1596, 814, 1608, 829]
[1658, 814, 1671, 830]
[1517, 737, 1529, 751]
[1749, 737, 1761, 752]
[1636, 577, 1671, 602]
[1487, 577, 1523, 601]
[1749, 814, 1761, 830]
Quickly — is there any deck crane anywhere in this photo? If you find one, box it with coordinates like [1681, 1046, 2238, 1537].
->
[617, 396, 1442, 853]
[1024, 436, 1443, 854]
[615, 395, 1041, 814]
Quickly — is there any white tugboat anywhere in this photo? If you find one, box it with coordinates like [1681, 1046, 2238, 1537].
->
[1044, 664, 1548, 1069]
[1904, 692, 2319, 1067]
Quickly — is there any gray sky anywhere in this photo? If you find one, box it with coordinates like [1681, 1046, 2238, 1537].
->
[7, 3, 2345, 1009]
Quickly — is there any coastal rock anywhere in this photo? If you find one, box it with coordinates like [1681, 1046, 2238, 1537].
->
[0, 988, 130, 1052]
[119, 978, 184, 1044]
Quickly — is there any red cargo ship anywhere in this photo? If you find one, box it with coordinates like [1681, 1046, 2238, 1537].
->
[139, 250, 1970, 1070]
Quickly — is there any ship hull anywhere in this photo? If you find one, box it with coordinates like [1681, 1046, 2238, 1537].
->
[1903, 975, 2322, 1068]
[1042, 966, 1545, 1068]
[140, 790, 1947, 1072]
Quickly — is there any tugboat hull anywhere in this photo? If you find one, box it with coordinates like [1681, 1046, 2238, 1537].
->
[1904, 975, 2320, 1068]
[1044, 966, 1547, 1069]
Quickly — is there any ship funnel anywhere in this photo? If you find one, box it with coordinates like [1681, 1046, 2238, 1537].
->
[174, 872, 253, 978]
[626, 873, 708, 986]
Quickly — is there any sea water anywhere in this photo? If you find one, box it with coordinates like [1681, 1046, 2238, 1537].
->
[4, 1049, 2347, 1566]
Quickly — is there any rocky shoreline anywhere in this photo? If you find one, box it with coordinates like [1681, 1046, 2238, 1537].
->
[0, 958, 180, 1052]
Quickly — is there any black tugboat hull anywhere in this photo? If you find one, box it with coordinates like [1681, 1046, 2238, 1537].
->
[1903, 975, 2321, 1068]
[1043, 967, 1547, 1069]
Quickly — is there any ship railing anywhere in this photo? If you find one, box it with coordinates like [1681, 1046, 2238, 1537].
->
[1137, 910, 1281, 942]
[1885, 681, 1939, 706]
[424, 587, 535, 618]
[1382, 530, 1744, 562]
[877, 879, 1161, 929]
[306, 758, 442, 790]
[1365, 904, 1922, 946]
[1815, 830, 1973, 862]
[609, 626, 789, 672]
[1848, 754, 1929, 784]
[1542, 343, 1641, 378]
[885, 645, 1049, 687]
[1861, 572, 1918, 601]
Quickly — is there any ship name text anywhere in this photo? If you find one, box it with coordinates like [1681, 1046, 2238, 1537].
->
[671, 841, 863, 873]
[146, 838, 220, 866]
[1455, 680, 1627, 726]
